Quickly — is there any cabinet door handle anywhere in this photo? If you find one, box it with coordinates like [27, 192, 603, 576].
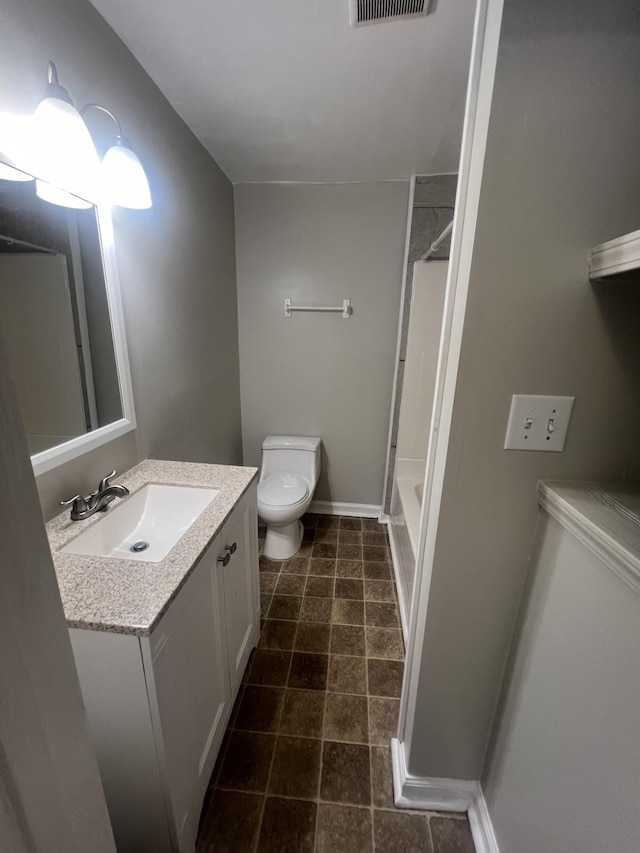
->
[225, 542, 237, 555]
[217, 552, 231, 567]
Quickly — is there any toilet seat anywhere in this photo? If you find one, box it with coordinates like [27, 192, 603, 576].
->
[258, 473, 309, 509]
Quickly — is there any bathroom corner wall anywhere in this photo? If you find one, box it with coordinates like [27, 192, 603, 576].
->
[1, 0, 242, 520]
[407, 0, 640, 787]
[384, 174, 457, 512]
[235, 182, 409, 508]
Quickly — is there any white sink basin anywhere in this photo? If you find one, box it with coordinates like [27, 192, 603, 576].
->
[62, 484, 220, 563]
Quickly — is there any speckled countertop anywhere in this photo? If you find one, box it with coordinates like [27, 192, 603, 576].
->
[47, 459, 258, 636]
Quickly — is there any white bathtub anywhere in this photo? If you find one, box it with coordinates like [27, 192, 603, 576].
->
[389, 458, 425, 639]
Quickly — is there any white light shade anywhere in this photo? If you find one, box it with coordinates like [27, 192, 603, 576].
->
[32, 97, 101, 203]
[36, 179, 93, 209]
[0, 114, 40, 178]
[102, 144, 152, 209]
[0, 161, 32, 181]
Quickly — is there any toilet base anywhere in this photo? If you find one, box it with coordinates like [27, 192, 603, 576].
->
[263, 519, 304, 561]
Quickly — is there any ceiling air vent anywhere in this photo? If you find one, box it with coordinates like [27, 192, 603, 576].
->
[349, 0, 430, 27]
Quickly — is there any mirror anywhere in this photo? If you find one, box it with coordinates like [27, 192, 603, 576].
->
[0, 177, 135, 474]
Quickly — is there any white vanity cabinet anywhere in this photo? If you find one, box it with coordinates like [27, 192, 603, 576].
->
[219, 491, 260, 695]
[141, 541, 230, 850]
[69, 482, 259, 853]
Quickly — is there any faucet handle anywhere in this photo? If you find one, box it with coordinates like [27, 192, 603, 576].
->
[98, 470, 117, 492]
[60, 494, 87, 511]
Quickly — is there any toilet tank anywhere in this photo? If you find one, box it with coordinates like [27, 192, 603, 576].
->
[261, 435, 322, 485]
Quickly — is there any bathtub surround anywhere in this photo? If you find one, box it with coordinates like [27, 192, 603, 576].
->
[389, 261, 448, 636]
[396, 263, 449, 464]
[404, 176, 457, 349]
[400, 0, 640, 845]
[235, 182, 409, 510]
[1, 0, 242, 520]
[383, 175, 457, 514]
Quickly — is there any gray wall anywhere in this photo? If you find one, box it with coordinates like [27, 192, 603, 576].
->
[1, 0, 242, 520]
[484, 511, 640, 853]
[0, 331, 115, 852]
[407, 0, 640, 780]
[235, 182, 409, 506]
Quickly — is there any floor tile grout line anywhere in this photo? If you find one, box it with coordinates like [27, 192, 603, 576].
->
[369, 748, 376, 851]
[214, 783, 407, 810]
[269, 579, 395, 593]
[426, 811, 436, 852]
[253, 553, 291, 853]
[212, 779, 444, 817]
[314, 555, 337, 848]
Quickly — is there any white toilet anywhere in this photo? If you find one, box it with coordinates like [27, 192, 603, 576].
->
[257, 435, 322, 560]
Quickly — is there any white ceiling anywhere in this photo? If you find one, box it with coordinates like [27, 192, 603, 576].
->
[89, 0, 476, 183]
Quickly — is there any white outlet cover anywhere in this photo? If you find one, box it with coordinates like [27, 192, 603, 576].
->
[504, 395, 575, 452]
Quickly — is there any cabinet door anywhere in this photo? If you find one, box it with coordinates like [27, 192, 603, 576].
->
[143, 544, 230, 852]
[221, 485, 259, 696]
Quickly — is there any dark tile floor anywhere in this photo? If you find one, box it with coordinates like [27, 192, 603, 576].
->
[197, 514, 476, 853]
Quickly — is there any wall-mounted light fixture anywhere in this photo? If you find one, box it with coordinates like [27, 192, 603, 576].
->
[35, 180, 93, 209]
[32, 61, 101, 205]
[0, 149, 33, 182]
[81, 104, 152, 210]
[0, 61, 152, 211]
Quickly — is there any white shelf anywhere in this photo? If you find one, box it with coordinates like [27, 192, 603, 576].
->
[538, 481, 640, 594]
[589, 228, 640, 280]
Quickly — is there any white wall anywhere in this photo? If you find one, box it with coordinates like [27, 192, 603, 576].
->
[1, 0, 242, 520]
[235, 182, 409, 507]
[406, 0, 640, 780]
[484, 511, 640, 853]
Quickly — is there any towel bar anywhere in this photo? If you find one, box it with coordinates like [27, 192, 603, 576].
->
[284, 298, 351, 318]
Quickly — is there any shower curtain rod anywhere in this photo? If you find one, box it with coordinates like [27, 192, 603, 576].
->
[0, 233, 56, 255]
[421, 219, 453, 261]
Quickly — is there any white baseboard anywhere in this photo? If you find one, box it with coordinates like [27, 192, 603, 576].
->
[391, 739, 499, 853]
[309, 500, 382, 518]
[391, 738, 478, 810]
[468, 789, 500, 853]
[387, 521, 410, 645]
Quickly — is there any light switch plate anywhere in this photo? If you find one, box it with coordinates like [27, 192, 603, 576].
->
[504, 395, 575, 451]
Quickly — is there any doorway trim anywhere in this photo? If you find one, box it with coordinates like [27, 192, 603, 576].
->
[395, 0, 505, 774]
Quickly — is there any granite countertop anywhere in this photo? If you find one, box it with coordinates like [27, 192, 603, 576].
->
[47, 459, 258, 636]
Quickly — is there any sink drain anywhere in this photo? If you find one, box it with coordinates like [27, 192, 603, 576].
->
[130, 541, 150, 553]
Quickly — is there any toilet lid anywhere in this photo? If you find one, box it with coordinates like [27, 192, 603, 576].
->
[258, 474, 309, 507]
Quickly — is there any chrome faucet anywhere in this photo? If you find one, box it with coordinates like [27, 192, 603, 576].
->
[60, 470, 130, 521]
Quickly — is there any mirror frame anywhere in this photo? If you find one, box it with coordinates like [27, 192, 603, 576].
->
[26, 205, 137, 475]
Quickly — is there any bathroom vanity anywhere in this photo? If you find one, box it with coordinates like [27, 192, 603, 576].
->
[46, 460, 260, 853]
